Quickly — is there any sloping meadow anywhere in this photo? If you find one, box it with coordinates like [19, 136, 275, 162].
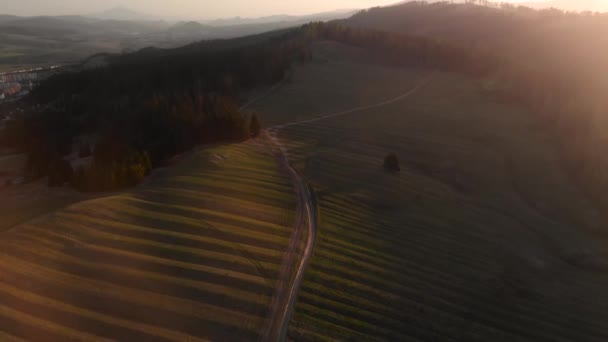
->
[252, 42, 608, 341]
[0, 140, 297, 341]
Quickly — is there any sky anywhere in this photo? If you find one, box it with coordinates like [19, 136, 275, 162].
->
[0, 0, 540, 19]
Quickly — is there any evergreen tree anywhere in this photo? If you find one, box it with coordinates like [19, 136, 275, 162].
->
[250, 114, 261, 137]
[384, 153, 400, 173]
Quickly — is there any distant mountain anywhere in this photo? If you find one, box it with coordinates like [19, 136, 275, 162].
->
[203, 9, 357, 27]
[392, 0, 608, 12]
[0, 7, 356, 72]
[520, 0, 608, 12]
[168, 21, 212, 36]
[90, 6, 155, 21]
[0, 15, 18, 23]
[0, 15, 167, 36]
[171, 21, 211, 30]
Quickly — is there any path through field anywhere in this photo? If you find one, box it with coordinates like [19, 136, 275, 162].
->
[250, 41, 608, 341]
[275, 72, 435, 129]
[260, 72, 436, 341]
[260, 128, 316, 342]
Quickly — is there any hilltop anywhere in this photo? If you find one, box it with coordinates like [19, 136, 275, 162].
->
[344, 2, 608, 94]
[522, 0, 608, 12]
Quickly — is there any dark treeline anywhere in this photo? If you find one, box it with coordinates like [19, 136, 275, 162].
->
[5, 29, 311, 191]
[304, 20, 608, 216]
[303, 21, 499, 75]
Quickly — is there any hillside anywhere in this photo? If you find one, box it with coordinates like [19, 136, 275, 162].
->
[251, 40, 608, 342]
[522, 0, 608, 12]
[344, 1, 608, 90]
[0, 140, 299, 340]
[341, 2, 608, 217]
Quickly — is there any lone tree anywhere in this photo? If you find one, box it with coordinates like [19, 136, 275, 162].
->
[383, 153, 400, 173]
[250, 114, 261, 137]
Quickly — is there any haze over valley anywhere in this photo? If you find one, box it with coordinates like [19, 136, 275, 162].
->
[1, 1, 605, 72]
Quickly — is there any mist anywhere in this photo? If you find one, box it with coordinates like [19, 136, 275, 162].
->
[0, 0, 569, 20]
[0, 0, 397, 19]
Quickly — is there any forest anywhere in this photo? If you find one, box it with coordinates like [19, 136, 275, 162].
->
[1, 29, 312, 191]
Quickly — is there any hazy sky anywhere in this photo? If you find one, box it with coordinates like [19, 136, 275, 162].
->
[0, 0, 394, 18]
[0, 0, 539, 19]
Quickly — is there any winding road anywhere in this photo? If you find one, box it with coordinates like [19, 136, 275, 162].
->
[261, 128, 317, 342]
[244, 71, 435, 341]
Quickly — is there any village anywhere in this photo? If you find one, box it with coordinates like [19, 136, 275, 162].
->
[0, 66, 62, 102]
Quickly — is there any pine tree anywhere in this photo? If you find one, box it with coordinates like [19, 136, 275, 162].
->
[383, 153, 400, 173]
[250, 114, 261, 138]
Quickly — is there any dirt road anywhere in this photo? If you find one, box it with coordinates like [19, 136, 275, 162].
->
[257, 72, 434, 341]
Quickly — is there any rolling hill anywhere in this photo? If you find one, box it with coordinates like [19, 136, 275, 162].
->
[341, 2, 608, 211]
[90, 6, 157, 21]
[522, 0, 608, 12]
[250, 39, 608, 342]
[0, 8, 355, 72]
[344, 1, 608, 82]
[344, 3, 608, 79]
[0, 140, 300, 340]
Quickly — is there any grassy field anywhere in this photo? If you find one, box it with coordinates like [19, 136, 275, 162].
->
[252, 42, 608, 341]
[0, 184, 84, 232]
[0, 37, 123, 72]
[0, 139, 297, 340]
[0, 51, 25, 59]
[0, 153, 86, 232]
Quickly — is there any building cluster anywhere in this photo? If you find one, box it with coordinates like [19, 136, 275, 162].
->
[0, 82, 22, 97]
[0, 81, 28, 101]
[0, 66, 60, 102]
[1, 72, 39, 83]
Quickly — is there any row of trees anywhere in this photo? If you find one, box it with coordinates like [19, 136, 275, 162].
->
[302, 22, 498, 76]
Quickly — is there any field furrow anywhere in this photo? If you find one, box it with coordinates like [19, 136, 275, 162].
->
[0, 140, 297, 341]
